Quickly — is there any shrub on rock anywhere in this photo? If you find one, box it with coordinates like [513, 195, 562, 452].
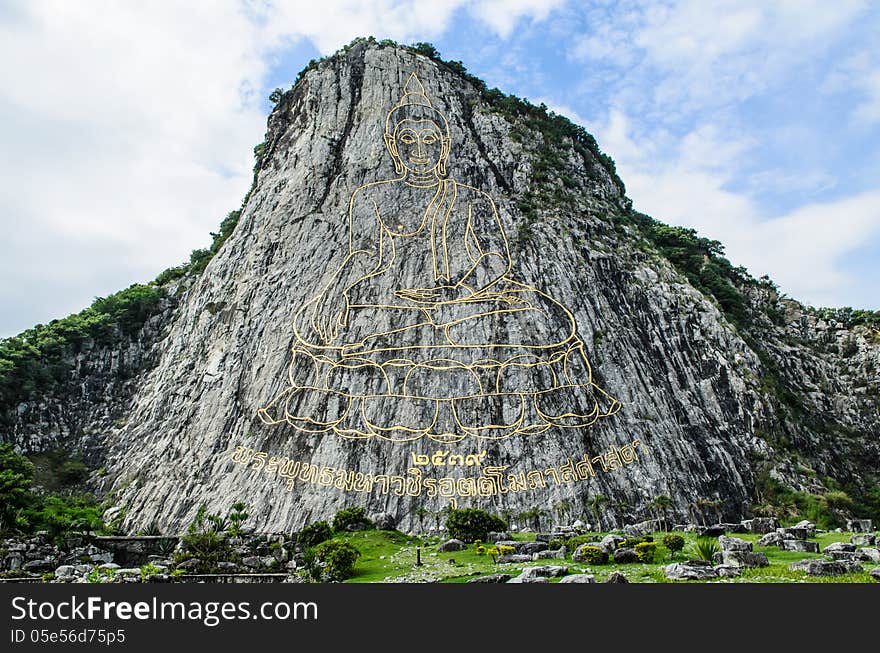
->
[315, 541, 360, 581]
[663, 533, 685, 557]
[573, 544, 609, 564]
[298, 521, 333, 549]
[332, 507, 373, 532]
[634, 541, 658, 563]
[445, 508, 507, 543]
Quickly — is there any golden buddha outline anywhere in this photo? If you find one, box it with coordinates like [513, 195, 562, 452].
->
[258, 73, 621, 443]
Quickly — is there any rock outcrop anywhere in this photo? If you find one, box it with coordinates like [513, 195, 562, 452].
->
[2, 39, 878, 534]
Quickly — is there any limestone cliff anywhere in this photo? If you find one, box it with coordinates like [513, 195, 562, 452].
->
[2, 39, 878, 533]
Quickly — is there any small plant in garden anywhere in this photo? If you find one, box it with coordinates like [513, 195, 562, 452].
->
[577, 545, 608, 565]
[620, 535, 653, 549]
[634, 541, 657, 563]
[691, 537, 719, 561]
[87, 567, 116, 583]
[140, 563, 161, 579]
[314, 540, 361, 581]
[663, 533, 685, 558]
[227, 502, 249, 536]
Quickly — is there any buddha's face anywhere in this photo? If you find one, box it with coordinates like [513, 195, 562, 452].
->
[389, 119, 447, 174]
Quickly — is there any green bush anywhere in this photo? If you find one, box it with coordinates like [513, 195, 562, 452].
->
[140, 563, 162, 579]
[56, 458, 89, 485]
[175, 505, 234, 573]
[691, 537, 719, 562]
[634, 541, 658, 563]
[550, 534, 599, 555]
[663, 533, 685, 557]
[575, 545, 608, 565]
[0, 443, 34, 530]
[21, 495, 103, 540]
[620, 535, 653, 549]
[298, 521, 333, 549]
[332, 507, 373, 532]
[0, 284, 165, 415]
[315, 540, 360, 581]
[445, 508, 508, 543]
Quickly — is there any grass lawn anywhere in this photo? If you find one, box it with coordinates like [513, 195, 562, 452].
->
[333, 529, 877, 584]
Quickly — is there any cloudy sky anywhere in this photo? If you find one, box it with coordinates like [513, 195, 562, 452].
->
[1, 0, 878, 337]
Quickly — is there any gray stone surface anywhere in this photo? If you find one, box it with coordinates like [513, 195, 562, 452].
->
[851, 534, 875, 547]
[497, 554, 532, 564]
[871, 567, 880, 582]
[624, 521, 658, 537]
[372, 513, 397, 531]
[22, 559, 55, 573]
[613, 547, 639, 564]
[558, 574, 596, 583]
[822, 541, 855, 554]
[600, 534, 625, 552]
[780, 540, 819, 553]
[789, 559, 862, 576]
[793, 521, 816, 538]
[847, 519, 873, 533]
[699, 525, 727, 538]
[757, 532, 784, 547]
[507, 574, 549, 584]
[744, 517, 779, 534]
[486, 532, 510, 543]
[857, 548, 880, 563]
[533, 546, 566, 560]
[518, 565, 568, 579]
[1, 39, 878, 535]
[778, 527, 811, 541]
[665, 563, 718, 580]
[518, 541, 549, 555]
[467, 574, 510, 583]
[437, 539, 466, 552]
[604, 571, 629, 583]
[718, 535, 752, 551]
[714, 564, 742, 577]
[720, 551, 769, 568]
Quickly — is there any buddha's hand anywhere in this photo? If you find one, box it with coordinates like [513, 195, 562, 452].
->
[395, 285, 467, 304]
[310, 289, 349, 343]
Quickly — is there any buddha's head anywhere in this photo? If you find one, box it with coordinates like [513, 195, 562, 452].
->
[384, 73, 451, 178]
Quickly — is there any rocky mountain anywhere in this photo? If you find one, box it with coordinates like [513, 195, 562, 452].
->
[2, 38, 878, 533]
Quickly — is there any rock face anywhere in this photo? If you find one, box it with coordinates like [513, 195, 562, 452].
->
[718, 535, 752, 551]
[559, 573, 596, 583]
[2, 39, 879, 534]
[437, 539, 466, 552]
[665, 562, 718, 581]
[719, 551, 769, 568]
[780, 540, 819, 553]
[789, 559, 862, 577]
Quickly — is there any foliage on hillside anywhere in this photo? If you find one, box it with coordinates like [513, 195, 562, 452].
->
[0, 443, 107, 539]
[0, 284, 165, 416]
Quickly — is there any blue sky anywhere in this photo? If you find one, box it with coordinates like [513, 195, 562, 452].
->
[1, 1, 878, 337]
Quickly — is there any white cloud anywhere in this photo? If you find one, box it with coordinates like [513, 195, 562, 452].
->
[468, 0, 565, 39]
[572, 0, 869, 115]
[823, 51, 880, 126]
[591, 110, 880, 308]
[551, 1, 880, 308]
[0, 0, 567, 336]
